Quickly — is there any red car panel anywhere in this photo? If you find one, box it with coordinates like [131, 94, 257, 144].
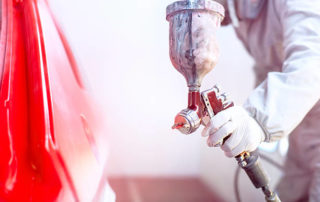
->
[0, 0, 109, 201]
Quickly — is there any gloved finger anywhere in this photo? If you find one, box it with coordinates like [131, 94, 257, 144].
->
[224, 143, 246, 158]
[201, 120, 218, 137]
[245, 138, 260, 153]
[210, 108, 233, 131]
[226, 136, 258, 157]
[224, 151, 234, 158]
[201, 125, 210, 137]
[201, 126, 212, 137]
[207, 121, 235, 147]
[221, 129, 243, 153]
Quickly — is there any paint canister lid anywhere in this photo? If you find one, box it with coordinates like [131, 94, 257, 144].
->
[166, 0, 225, 21]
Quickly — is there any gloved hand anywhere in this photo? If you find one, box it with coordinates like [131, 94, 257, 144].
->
[202, 106, 266, 157]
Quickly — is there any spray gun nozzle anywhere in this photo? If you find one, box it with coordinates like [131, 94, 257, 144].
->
[172, 123, 185, 129]
[172, 115, 188, 130]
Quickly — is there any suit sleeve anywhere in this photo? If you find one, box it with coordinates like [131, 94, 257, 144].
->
[244, 0, 320, 142]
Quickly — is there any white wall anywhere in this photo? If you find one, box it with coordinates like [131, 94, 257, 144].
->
[49, 0, 202, 177]
[48, 0, 283, 200]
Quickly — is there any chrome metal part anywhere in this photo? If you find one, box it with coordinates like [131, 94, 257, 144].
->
[223, 100, 233, 108]
[240, 161, 248, 167]
[175, 108, 201, 134]
[219, 92, 228, 102]
[265, 192, 281, 202]
[213, 84, 221, 94]
[166, 0, 225, 20]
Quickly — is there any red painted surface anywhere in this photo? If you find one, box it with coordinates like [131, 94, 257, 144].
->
[187, 91, 203, 117]
[0, 0, 109, 201]
[206, 90, 234, 114]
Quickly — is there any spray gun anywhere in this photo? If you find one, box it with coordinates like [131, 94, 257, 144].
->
[166, 1, 280, 201]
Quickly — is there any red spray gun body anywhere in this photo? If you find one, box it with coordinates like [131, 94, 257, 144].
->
[166, 1, 280, 201]
[172, 85, 233, 138]
[166, 0, 230, 135]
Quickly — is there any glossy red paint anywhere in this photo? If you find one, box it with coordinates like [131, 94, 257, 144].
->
[187, 91, 203, 117]
[206, 90, 234, 114]
[0, 0, 109, 201]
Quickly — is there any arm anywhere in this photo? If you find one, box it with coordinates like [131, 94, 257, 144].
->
[203, 0, 320, 157]
[244, 0, 320, 142]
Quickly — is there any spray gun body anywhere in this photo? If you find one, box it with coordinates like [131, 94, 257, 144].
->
[167, 0, 226, 134]
[172, 85, 234, 135]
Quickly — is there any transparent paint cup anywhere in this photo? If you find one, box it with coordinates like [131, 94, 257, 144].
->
[166, 0, 225, 91]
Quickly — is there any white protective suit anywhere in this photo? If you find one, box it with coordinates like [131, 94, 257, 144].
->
[226, 0, 320, 201]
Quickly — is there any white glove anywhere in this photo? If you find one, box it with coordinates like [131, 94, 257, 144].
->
[202, 106, 266, 157]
